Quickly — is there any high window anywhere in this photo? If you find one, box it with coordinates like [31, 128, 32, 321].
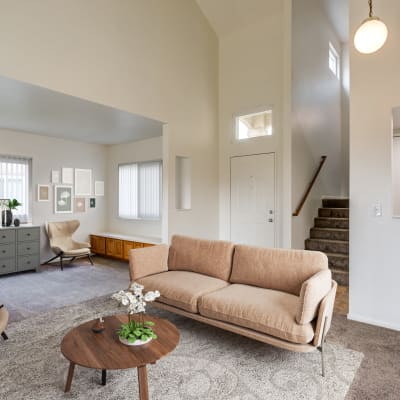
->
[236, 109, 273, 140]
[329, 42, 340, 79]
[118, 161, 162, 220]
[0, 155, 31, 220]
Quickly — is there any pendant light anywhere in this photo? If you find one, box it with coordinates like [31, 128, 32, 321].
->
[354, 0, 388, 54]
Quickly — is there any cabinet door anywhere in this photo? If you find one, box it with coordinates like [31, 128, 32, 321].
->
[106, 238, 123, 258]
[91, 236, 106, 255]
[123, 241, 135, 260]
[142, 243, 155, 248]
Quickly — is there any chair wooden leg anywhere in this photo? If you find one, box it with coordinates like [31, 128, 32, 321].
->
[88, 254, 94, 265]
[1, 331, 8, 340]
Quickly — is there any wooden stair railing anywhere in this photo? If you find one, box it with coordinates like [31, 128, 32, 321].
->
[292, 155, 327, 217]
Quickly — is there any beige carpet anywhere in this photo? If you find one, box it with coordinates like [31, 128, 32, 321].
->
[0, 296, 363, 400]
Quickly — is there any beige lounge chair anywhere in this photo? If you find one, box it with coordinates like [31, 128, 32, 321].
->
[45, 220, 93, 271]
[0, 304, 9, 341]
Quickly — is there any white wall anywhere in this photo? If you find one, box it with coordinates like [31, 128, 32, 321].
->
[0, 0, 219, 242]
[349, 0, 400, 330]
[291, 0, 344, 249]
[392, 137, 400, 216]
[107, 136, 163, 238]
[218, 1, 292, 248]
[0, 128, 107, 262]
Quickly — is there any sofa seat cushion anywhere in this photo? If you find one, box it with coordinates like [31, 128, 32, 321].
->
[137, 271, 229, 313]
[198, 284, 315, 344]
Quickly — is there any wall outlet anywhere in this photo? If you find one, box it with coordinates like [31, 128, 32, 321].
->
[374, 203, 382, 217]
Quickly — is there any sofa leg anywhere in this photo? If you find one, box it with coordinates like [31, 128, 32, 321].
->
[88, 254, 94, 266]
[1, 331, 8, 340]
[318, 316, 329, 377]
[60, 256, 64, 271]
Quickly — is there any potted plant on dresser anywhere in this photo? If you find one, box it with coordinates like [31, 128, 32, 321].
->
[112, 282, 160, 346]
[1, 199, 22, 227]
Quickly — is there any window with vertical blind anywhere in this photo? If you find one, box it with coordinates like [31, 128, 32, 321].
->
[118, 161, 162, 220]
[0, 155, 31, 220]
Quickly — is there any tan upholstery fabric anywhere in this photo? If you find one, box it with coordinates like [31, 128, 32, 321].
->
[199, 284, 315, 344]
[168, 235, 234, 281]
[47, 220, 90, 255]
[129, 244, 169, 281]
[0, 306, 9, 334]
[137, 271, 229, 313]
[296, 270, 332, 325]
[230, 245, 328, 295]
[313, 281, 337, 347]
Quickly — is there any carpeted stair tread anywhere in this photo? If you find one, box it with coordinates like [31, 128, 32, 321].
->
[322, 198, 349, 208]
[305, 238, 348, 254]
[318, 208, 349, 218]
[315, 217, 349, 229]
[310, 227, 349, 241]
[331, 268, 349, 286]
[325, 253, 349, 271]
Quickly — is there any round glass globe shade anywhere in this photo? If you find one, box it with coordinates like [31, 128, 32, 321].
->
[354, 17, 388, 54]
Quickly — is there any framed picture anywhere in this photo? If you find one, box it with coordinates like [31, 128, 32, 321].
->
[54, 185, 73, 213]
[95, 181, 104, 196]
[37, 185, 50, 202]
[62, 167, 74, 184]
[75, 169, 92, 196]
[51, 170, 60, 184]
[90, 198, 96, 208]
[75, 197, 86, 213]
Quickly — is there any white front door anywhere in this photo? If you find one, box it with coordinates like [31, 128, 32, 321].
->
[230, 153, 275, 247]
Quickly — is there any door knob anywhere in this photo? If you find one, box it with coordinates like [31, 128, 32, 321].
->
[268, 218, 273, 223]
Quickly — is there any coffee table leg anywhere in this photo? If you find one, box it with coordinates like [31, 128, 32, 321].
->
[137, 365, 149, 400]
[64, 362, 75, 393]
[101, 369, 107, 386]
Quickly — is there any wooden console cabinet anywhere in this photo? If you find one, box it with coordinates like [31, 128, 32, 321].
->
[90, 233, 157, 261]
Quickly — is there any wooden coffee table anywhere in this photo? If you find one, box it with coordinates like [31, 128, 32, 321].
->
[61, 314, 179, 400]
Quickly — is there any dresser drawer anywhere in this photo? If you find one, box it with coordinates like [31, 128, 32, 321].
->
[17, 241, 40, 256]
[0, 230, 16, 244]
[17, 255, 39, 272]
[0, 258, 16, 275]
[0, 243, 15, 259]
[17, 228, 40, 242]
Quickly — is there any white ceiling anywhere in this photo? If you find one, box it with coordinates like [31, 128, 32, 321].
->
[196, 0, 282, 37]
[321, 0, 349, 43]
[0, 75, 163, 145]
[197, 0, 349, 43]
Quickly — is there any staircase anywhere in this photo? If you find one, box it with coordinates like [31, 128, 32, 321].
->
[305, 198, 349, 286]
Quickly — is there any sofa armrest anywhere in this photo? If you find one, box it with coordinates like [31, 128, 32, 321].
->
[313, 280, 337, 347]
[296, 269, 332, 325]
[129, 244, 169, 282]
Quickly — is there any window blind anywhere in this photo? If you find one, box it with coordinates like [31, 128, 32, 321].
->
[119, 161, 162, 220]
[0, 155, 31, 220]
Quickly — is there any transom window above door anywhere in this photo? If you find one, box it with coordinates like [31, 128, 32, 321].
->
[235, 109, 273, 140]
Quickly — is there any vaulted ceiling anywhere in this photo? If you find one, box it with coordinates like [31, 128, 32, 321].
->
[195, 0, 283, 37]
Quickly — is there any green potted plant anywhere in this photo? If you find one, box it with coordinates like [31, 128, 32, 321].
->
[112, 282, 160, 346]
[1, 199, 21, 227]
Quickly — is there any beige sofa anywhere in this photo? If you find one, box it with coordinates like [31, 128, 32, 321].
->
[0, 304, 9, 341]
[129, 235, 337, 376]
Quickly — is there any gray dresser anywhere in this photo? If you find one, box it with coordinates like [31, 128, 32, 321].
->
[0, 225, 40, 276]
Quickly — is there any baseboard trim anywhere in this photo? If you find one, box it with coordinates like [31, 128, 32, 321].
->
[347, 313, 400, 331]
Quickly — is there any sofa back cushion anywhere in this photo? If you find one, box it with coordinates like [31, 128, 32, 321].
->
[168, 235, 234, 281]
[230, 245, 328, 296]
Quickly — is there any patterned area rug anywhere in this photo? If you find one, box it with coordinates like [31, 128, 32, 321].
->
[0, 296, 363, 400]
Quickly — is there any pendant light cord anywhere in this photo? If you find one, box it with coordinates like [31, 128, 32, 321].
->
[369, 0, 373, 17]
